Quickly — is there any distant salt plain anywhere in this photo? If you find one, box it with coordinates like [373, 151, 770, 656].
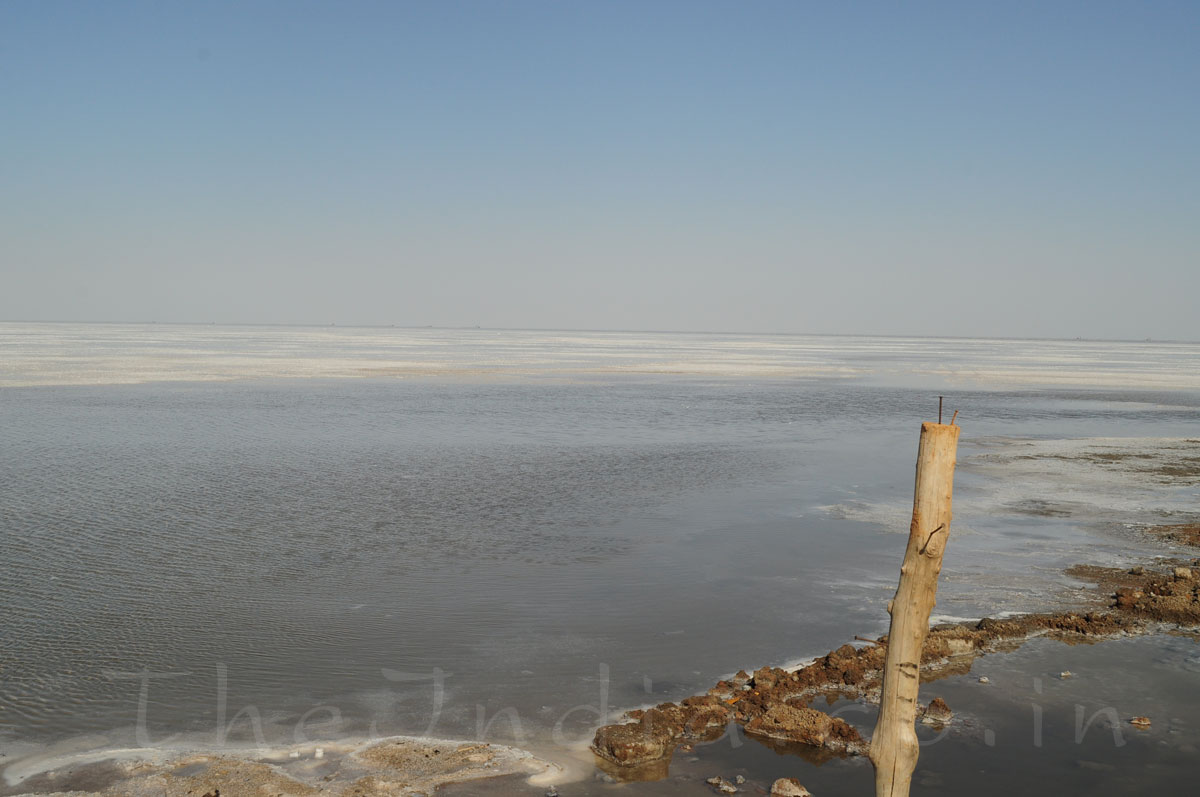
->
[3, 322, 1200, 389]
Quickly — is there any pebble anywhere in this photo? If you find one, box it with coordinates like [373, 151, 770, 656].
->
[770, 778, 812, 797]
[706, 775, 738, 794]
[920, 697, 954, 724]
[1174, 567, 1193, 580]
[735, 774, 746, 784]
[1060, 671, 1073, 679]
[288, 751, 300, 759]
[1131, 716, 1152, 728]
[545, 788, 559, 797]
[978, 676, 990, 684]
[314, 748, 324, 759]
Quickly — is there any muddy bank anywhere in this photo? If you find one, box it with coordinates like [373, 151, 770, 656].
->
[592, 557, 1200, 772]
[1145, 522, 1200, 547]
[0, 736, 556, 797]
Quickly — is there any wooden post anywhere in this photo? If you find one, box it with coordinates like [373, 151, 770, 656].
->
[869, 421, 960, 797]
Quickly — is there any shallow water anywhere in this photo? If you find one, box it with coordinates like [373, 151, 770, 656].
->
[2, 324, 1199, 776]
[446, 633, 1200, 796]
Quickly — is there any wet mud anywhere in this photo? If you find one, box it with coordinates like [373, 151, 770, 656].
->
[1, 737, 553, 797]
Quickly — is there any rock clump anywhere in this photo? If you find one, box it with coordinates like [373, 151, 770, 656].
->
[743, 702, 865, 753]
[591, 695, 732, 767]
[920, 697, 953, 725]
[705, 774, 739, 793]
[771, 778, 812, 796]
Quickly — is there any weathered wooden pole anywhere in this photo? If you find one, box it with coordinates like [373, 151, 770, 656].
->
[869, 420, 960, 797]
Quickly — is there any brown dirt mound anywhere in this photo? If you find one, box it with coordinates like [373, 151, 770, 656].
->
[1117, 568, 1200, 624]
[743, 702, 866, 753]
[1146, 523, 1200, 547]
[591, 696, 732, 767]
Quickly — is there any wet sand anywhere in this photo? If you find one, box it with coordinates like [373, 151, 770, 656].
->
[0, 736, 560, 796]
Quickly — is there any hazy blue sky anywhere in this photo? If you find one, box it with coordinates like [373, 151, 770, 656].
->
[3, 1, 1197, 339]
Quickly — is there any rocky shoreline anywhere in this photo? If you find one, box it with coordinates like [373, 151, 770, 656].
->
[591, 535, 1200, 778]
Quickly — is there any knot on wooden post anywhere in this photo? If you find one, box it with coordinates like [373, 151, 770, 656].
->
[918, 523, 947, 556]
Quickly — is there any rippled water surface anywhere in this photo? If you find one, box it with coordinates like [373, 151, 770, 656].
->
[2, 324, 1199, 765]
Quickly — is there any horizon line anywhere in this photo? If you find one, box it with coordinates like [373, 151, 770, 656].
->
[1, 319, 1197, 347]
